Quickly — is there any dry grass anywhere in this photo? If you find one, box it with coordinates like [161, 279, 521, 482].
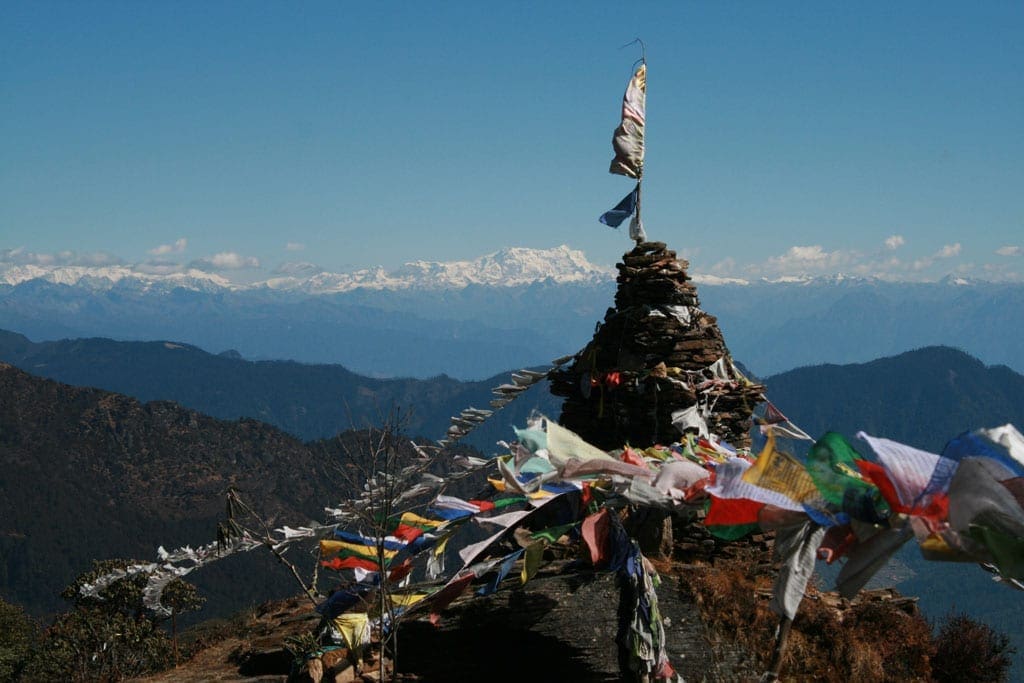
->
[677, 556, 934, 682]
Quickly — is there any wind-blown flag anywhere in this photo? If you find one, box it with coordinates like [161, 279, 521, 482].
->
[770, 521, 825, 619]
[806, 432, 890, 524]
[599, 186, 638, 228]
[743, 431, 819, 505]
[610, 63, 646, 178]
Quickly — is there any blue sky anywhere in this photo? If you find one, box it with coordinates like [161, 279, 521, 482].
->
[2, 1, 1022, 281]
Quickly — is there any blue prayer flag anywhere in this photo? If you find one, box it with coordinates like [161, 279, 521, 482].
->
[599, 187, 638, 228]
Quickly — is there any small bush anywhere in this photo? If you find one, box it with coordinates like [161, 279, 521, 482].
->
[0, 598, 39, 681]
[931, 612, 1014, 683]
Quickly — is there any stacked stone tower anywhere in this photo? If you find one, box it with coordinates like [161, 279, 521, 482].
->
[550, 241, 764, 450]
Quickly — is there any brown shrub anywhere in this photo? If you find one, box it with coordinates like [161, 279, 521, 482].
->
[931, 612, 1014, 683]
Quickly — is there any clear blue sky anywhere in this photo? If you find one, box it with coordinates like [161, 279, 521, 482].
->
[2, 1, 1022, 281]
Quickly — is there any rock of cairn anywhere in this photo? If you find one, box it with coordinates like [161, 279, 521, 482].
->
[550, 241, 765, 451]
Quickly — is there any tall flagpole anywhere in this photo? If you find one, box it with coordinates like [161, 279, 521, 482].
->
[633, 39, 646, 245]
[634, 177, 643, 245]
[602, 41, 647, 243]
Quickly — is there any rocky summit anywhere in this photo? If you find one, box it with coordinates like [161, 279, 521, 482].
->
[552, 241, 765, 450]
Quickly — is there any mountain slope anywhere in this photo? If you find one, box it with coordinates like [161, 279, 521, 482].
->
[0, 329, 561, 450]
[0, 363, 351, 618]
[762, 345, 1024, 451]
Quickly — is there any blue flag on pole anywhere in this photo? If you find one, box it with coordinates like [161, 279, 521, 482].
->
[599, 187, 638, 228]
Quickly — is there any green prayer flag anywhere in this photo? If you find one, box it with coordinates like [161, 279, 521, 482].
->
[806, 432, 890, 523]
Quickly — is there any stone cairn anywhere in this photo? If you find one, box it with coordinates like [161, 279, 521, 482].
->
[550, 241, 765, 452]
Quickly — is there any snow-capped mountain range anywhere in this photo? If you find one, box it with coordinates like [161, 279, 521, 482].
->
[1, 244, 994, 295]
[0, 264, 237, 292]
[2, 243, 1021, 380]
[0, 246, 617, 293]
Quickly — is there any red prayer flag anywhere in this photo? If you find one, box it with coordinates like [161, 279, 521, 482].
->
[581, 508, 611, 567]
[321, 556, 380, 572]
[704, 496, 763, 528]
[392, 523, 424, 543]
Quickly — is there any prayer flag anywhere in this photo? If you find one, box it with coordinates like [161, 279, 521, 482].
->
[806, 432, 890, 523]
[770, 522, 825, 619]
[599, 187, 638, 228]
[742, 431, 818, 504]
[856, 431, 945, 511]
[610, 63, 646, 178]
[477, 549, 525, 596]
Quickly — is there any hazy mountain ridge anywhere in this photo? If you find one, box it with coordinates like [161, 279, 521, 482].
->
[0, 329, 561, 450]
[701, 277, 1024, 376]
[0, 362, 340, 618]
[762, 345, 1024, 450]
[3, 257, 1022, 379]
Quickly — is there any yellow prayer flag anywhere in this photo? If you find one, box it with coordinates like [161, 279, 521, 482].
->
[521, 541, 544, 585]
[331, 613, 370, 664]
[389, 593, 429, 608]
[742, 431, 818, 503]
[319, 540, 398, 561]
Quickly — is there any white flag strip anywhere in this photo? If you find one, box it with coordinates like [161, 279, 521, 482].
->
[474, 510, 534, 529]
[672, 404, 709, 437]
[770, 522, 826, 619]
[559, 456, 651, 481]
[543, 417, 617, 467]
[856, 431, 943, 508]
[765, 421, 814, 442]
[434, 495, 482, 513]
[609, 63, 646, 178]
[707, 357, 731, 381]
[661, 304, 691, 326]
[456, 496, 561, 567]
[705, 457, 805, 512]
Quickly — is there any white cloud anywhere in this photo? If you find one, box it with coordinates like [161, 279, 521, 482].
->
[285, 242, 305, 252]
[710, 239, 982, 282]
[708, 256, 737, 276]
[763, 245, 851, 272]
[272, 261, 323, 276]
[910, 243, 963, 272]
[190, 251, 260, 271]
[134, 260, 185, 275]
[0, 248, 121, 267]
[884, 235, 905, 250]
[982, 262, 1023, 282]
[996, 245, 1022, 257]
[211, 252, 260, 269]
[148, 238, 188, 256]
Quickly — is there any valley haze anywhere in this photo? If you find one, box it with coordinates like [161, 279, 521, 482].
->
[1, 245, 1022, 380]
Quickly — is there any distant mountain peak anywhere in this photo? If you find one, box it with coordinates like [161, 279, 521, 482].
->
[1, 246, 614, 294]
[257, 245, 614, 293]
[0, 263, 236, 292]
[758, 273, 877, 286]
